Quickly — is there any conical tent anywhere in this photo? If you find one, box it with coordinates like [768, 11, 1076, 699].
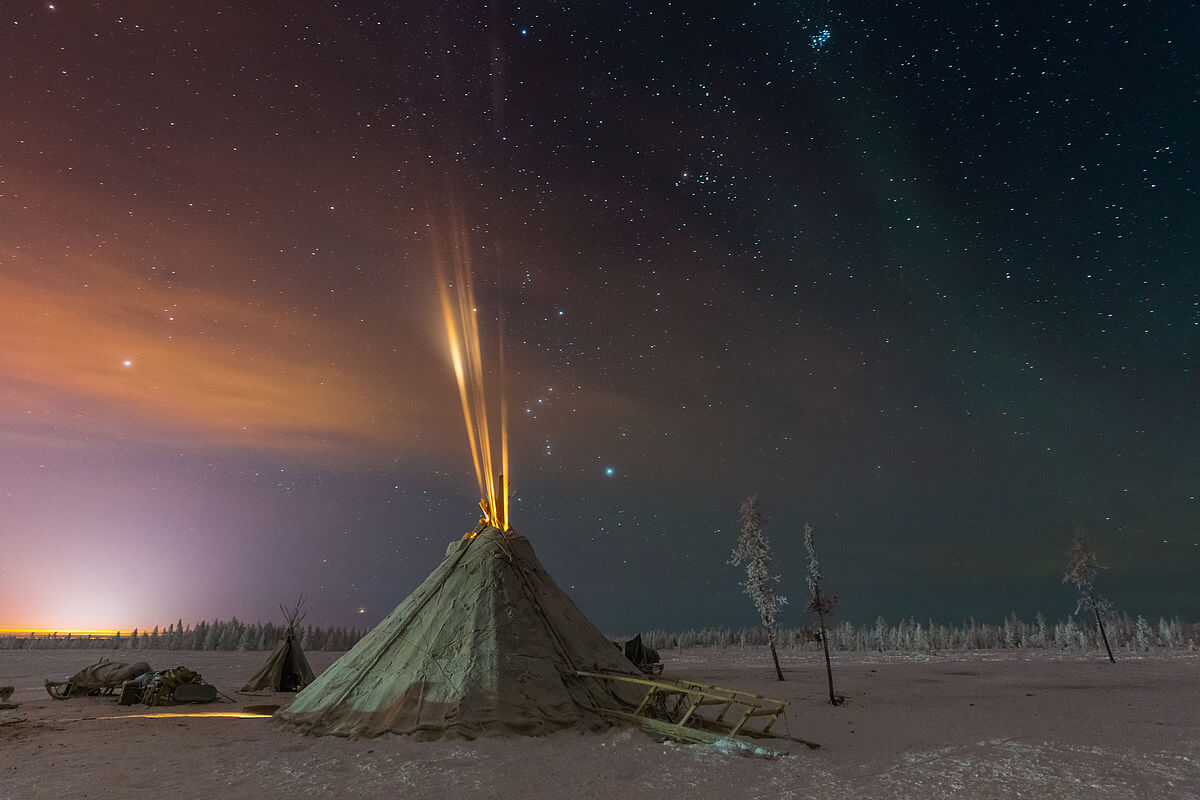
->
[241, 599, 316, 693]
[275, 526, 643, 738]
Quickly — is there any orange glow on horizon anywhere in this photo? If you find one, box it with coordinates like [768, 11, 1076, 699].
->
[0, 628, 130, 637]
[433, 206, 511, 531]
[0, 627, 172, 637]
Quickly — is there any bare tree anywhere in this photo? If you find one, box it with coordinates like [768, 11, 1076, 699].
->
[1063, 528, 1116, 663]
[803, 523, 844, 704]
[730, 496, 787, 680]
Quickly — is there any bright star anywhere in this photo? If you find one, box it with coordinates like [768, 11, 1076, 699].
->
[605, 467, 615, 476]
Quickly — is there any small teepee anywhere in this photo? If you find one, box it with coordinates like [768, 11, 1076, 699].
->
[275, 525, 643, 738]
[241, 596, 316, 693]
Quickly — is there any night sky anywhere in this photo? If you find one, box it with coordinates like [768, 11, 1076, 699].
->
[3, 1, 1197, 634]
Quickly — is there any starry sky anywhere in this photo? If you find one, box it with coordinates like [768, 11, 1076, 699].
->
[2, 1, 1197, 634]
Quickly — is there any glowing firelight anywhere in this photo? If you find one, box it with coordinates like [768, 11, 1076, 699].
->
[434, 207, 511, 532]
[94, 712, 273, 720]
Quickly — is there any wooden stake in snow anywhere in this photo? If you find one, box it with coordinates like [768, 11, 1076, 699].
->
[730, 497, 787, 681]
[1063, 528, 1116, 663]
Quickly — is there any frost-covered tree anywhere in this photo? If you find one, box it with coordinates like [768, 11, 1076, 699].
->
[730, 496, 787, 680]
[1160, 617, 1182, 649]
[219, 617, 241, 651]
[202, 620, 220, 651]
[1003, 613, 1024, 649]
[1063, 528, 1116, 663]
[872, 616, 887, 651]
[1033, 611, 1050, 648]
[1134, 615, 1154, 651]
[803, 523, 843, 704]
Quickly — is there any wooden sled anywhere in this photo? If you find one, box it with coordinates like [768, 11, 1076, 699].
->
[576, 671, 817, 757]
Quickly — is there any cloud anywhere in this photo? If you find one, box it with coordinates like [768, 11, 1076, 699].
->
[0, 248, 453, 456]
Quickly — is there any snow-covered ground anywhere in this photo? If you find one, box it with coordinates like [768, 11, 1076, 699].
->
[2, 647, 1197, 799]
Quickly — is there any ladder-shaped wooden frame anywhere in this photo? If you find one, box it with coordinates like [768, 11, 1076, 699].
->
[576, 670, 801, 756]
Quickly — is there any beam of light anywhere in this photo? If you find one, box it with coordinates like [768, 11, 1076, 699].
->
[92, 712, 273, 720]
[433, 206, 511, 531]
[497, 249, 510, 532]
[501, 391, 510, 531]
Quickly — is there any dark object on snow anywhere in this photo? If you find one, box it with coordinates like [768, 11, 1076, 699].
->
[118, 666, 218, 706]
[623, 634, 663, 676]
[117, 678, 143, 706]
[45, 659, 152, 699]
[240, 596, 315, 693]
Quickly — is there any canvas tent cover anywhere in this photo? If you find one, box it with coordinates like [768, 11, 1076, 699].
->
[241, 631, 315, 693]
[276, 526, 643, 739]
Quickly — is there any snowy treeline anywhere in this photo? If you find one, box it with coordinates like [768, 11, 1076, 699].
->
[639, 613, 1200, 653]
[0, 619, 363, 652]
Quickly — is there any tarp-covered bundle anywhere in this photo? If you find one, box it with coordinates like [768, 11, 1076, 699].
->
[45, 659, 152, 699]
[275, 525, 643, 739]
[241, 598, 316, 693]
[119, 666, 218, 706]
